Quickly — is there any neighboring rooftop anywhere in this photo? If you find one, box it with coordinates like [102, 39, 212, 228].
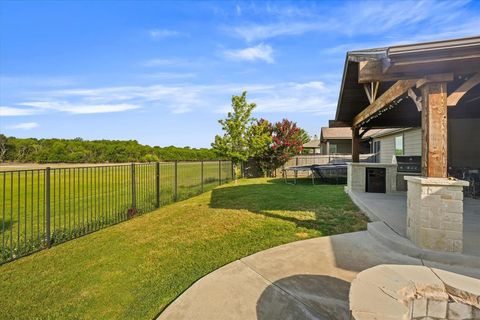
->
[320, 127, 385, 140]
[303, 139, 320, 148]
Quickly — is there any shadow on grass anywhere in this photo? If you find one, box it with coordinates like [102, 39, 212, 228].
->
[256, 274, 350, 319]
[209, 180, 367, 235]
[0, 219, 13, 233]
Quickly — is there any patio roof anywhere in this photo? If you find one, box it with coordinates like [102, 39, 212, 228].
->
[334, 36, 480, 128]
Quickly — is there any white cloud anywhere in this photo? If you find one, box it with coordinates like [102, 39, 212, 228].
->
[223, 44, 274, 63]
[149, 29, 181, 39]
[213, 81, 337, 115]
[141, 72, 196, 80]
[233, 22, 325, 42]
[6, 122, 39, 130]
[0, 106, 38, 116]
[8, 79, 337, 117]
[230, 0, 479, 42]
[18, 101, 140, 114]
[142, 58, 187, 67]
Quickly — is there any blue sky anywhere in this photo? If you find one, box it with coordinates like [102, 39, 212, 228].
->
[1, 1, 479, 147]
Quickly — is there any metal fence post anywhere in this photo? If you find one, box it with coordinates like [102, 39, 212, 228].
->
[155, 162, 160, 208]
[201, 160, 204, 193]
[218, 160, 222, 185]
[231, 161, 235, 181]
[45, 167, 51, 248]
[131, 163, 136, 210]
[174, 160, 178, 201]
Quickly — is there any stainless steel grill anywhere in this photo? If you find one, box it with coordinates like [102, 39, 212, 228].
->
[396, 156, 421, 173]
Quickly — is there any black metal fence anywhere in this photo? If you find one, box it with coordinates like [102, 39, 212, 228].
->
[0, 160, 233, 264]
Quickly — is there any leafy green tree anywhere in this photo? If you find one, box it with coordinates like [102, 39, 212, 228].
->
[298, 128, 311, 144]
[211, 91, 259, 164]
[1, 137, 220, 163]
[255, 119, 305, 175]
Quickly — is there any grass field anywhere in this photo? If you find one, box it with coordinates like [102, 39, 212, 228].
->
[0, 161, 233, 262]
[0, 178, 367, 319]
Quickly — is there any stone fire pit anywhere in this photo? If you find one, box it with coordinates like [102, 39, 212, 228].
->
[349, 265, 480, 319]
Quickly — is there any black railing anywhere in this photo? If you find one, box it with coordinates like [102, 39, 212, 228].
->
[0, 160, 234, 264]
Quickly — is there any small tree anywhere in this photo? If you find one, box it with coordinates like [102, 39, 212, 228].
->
[212, 91, 259, 164]
[255, 119, 305, 175]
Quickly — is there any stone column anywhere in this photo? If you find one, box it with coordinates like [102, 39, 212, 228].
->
[405, 176, 469, 252]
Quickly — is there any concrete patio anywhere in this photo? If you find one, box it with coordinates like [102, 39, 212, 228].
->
[158, 230, 480, 320]
[348, 191, 480, 257]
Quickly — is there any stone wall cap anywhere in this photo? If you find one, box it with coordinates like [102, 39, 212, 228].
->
[404, 176, 470, 186]
[348, 163, 398, 167]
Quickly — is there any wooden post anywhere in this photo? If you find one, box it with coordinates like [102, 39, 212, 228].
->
[352, 127, 360, 163]
[420, 82, 448, 177]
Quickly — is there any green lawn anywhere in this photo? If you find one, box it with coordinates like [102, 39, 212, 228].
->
[0, 178, 367, 319]
[0, 161, 232, 261]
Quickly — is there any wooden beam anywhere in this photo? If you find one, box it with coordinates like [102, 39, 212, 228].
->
[421, 82, 448, 178]
[407, 88, 422, 111]
[352, 127, 360, 163]
[447, 73, 480, 107]
[359, 128, 371, 138]
[353, 79, 418, 127]
[363, 84, 373, 103]
[416, 73, 453, 89]
[358, 60, 393, 83]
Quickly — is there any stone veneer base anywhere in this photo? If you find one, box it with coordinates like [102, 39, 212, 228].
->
[405, 176, 469, 253]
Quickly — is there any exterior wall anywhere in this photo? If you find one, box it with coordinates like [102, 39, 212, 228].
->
[373, 128, 421, 163]
[405, 177, 468, 252]
[320, 139, 370, 155]
[371, 121, 479, 168]
[347, 163, 397, 193]
[327, 139, 351, 154]
[448, 118, 480, 168]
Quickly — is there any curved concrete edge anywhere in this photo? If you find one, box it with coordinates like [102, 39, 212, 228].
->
[345, 187, 480, 269]
[368, 221, 480, 269]
[344, 186, 381, 222]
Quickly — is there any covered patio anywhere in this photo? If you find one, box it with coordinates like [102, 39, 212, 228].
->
[333, 36, 480, 254]
[349, 191, 480, 257]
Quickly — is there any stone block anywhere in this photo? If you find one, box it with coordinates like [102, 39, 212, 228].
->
[444, 199, 463, 213]
[427, 299, 447, 318]
[441, 222, 463, 232]
[452, 240, 463, 252]
[447, 301, 472, 319]
[412, 298, 427, 318]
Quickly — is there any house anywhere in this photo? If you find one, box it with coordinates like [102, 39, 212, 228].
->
[302, 138, 321, 154]
[332, 36, 480, 254]
[369, 127, 421, 163]
[319, 127, 382, 155]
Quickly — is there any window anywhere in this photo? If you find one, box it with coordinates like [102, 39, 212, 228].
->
[395, 135, 404, 155]
[329, 144, 337, 154]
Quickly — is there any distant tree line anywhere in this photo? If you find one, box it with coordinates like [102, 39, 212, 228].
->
[0, 135, 220, 163]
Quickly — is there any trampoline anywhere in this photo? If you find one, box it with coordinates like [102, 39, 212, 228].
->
[282, 163, 348, 185]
